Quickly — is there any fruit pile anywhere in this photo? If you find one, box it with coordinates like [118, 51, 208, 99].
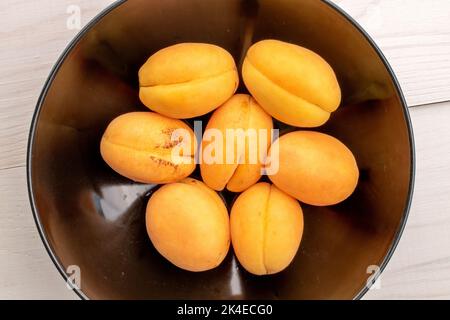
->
[100, 40, 359, 275]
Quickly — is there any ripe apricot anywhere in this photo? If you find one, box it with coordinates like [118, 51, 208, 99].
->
[139, 43, 239, 119]
[230, 183, 304, 275]
[146, 178, 230, 272]
[200, 94, 273, 192]
[243, 39, 341, 127]
[100, 112, 196, 184]
[267, 131, 359, 206]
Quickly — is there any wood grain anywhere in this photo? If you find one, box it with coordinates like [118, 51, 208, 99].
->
[0, 167, 77, 299]
[0, 0, 115, 170]
[334, 0, 450, 107]
[0, 0, 449, 299]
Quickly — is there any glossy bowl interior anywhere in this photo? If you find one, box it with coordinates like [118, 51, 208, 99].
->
[28, 0, 414, 299]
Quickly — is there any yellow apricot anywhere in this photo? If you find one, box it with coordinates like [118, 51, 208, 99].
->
[139, 43, 239, 119]
[200, 94, 273, 192]
[100, 112, 196, 184]
[242, 39, 341, 127]
[267, 131, 359, 206]
[146, 178, 230, 272]
[230, 183, 303, 275]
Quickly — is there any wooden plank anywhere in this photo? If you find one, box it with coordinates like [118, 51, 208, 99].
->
[364, 101, 450, 299]
[0, 0, 115, 170]
[0, 166, 77, 299]
[334, 0, 450, 107]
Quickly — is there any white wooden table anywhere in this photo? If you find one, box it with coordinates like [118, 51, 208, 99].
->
[1, 0, 449, 300]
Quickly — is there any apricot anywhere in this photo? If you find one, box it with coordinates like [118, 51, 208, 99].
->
[100, 112, 196, 184]
[139, 43, 239, 119]
[200, 94, 273, 192]
[146, 178, 230, 272]
[230, 183, 303, 275]
[267, 131, 359, 206]
[242, 39, 341, 127]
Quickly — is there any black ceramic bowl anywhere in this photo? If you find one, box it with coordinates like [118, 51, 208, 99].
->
[27, 0, 415, 300]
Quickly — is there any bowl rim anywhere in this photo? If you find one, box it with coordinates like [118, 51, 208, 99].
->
[26, 0, 416, 301]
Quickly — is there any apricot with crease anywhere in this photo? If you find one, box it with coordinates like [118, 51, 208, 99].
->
[230, 182, 304, 275]
[139, 43, 239, 119]
[100, 112, 196, 184]
[243, 39, 341, 127]
[200, 94, 273, 192]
